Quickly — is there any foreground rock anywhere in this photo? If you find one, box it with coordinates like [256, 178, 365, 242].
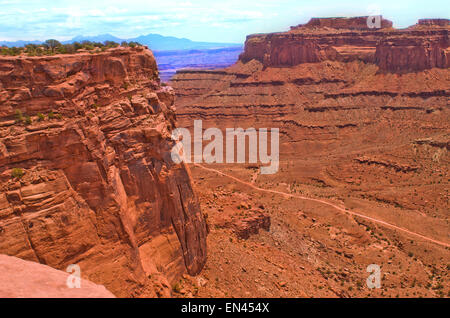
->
[0, 254, 115, 298]
[234, 213, 270, 239]
[0, 47, 207, 297]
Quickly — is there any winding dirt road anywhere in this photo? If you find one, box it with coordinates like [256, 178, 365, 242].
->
[193, 163, 450, 249]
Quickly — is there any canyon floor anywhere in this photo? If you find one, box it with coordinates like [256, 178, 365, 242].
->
[173, 154, 449, 298]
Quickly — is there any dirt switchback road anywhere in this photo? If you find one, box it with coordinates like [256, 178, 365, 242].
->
[193, 163, 450, 249]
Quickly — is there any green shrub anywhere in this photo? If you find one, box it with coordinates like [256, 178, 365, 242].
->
[104, 41, 119, 48]
[25, 115, 32, 125]
[37, 112, 45, 121]
[44, 39, 62, 53]
[11, 168, 24, 179]
[15, 109, 24, 123]
[172, 282, 182, 293]
[48, 111, 55, 119]
[73, 42, 82, 50]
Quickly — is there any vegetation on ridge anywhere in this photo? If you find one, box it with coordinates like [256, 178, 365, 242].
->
[14, 109, 62, 125]
[0, 39, 143, 56]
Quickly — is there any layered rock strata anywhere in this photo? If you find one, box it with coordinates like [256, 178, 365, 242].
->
[238, 17, 449, 72]
[0, 47, 207, 297]
[171, 17, 449, 221]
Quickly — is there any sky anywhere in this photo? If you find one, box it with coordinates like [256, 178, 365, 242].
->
[0, 0, 448, 43]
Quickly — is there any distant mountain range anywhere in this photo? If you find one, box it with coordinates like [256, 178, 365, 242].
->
[0, 33, 241, 51]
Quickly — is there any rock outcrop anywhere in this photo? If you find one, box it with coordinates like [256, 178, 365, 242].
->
[0, 254, 115, 298]
[238, 17, 448, 72]
[172, 18, 449, 131]
[291, 16, 393, 30]
[0, 47, 207, 297]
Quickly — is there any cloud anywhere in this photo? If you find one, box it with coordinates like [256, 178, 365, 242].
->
[87, 9, 106, 17]
[0, 0, 447, 42]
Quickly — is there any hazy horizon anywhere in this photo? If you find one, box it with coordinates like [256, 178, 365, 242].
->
[0, 0, 448, 43]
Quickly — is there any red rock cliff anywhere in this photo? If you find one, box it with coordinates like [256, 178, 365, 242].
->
[291, 16, 393, 30]
[0, 47, 207, 297]
[239, 18, 449, 72]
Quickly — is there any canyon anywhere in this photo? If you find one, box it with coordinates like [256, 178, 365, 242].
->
[0, 46, 207, 297]
[154, 47, 243, 82]
[0, 16, 448, 298]
[169, 17, 449, 297]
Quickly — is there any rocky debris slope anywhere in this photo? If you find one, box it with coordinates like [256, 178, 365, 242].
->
[0, 47, 207, 297]
[0, 254, 115, 298]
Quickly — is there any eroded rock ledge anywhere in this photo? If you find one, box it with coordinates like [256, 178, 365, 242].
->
[239, 17, 449, 72]
[170, 17, 449, 159]
[0, 47, 207, 297]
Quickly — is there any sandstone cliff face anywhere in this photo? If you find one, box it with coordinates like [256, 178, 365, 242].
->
[174, 18, 448, 132]
[291, 16, 393, 30]
[239, 18, 449, 73]
[0, 47, 207, 297]
[374, 30, 449, 72]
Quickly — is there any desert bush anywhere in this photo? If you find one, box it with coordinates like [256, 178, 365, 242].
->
[44, 39, 62, 52]
[15, 109, 24, 123]
[104, 41, 119, 48]
[128, 41, 141, 48]
[172, 282, 182, 293]
[11, 168, 24, 179]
